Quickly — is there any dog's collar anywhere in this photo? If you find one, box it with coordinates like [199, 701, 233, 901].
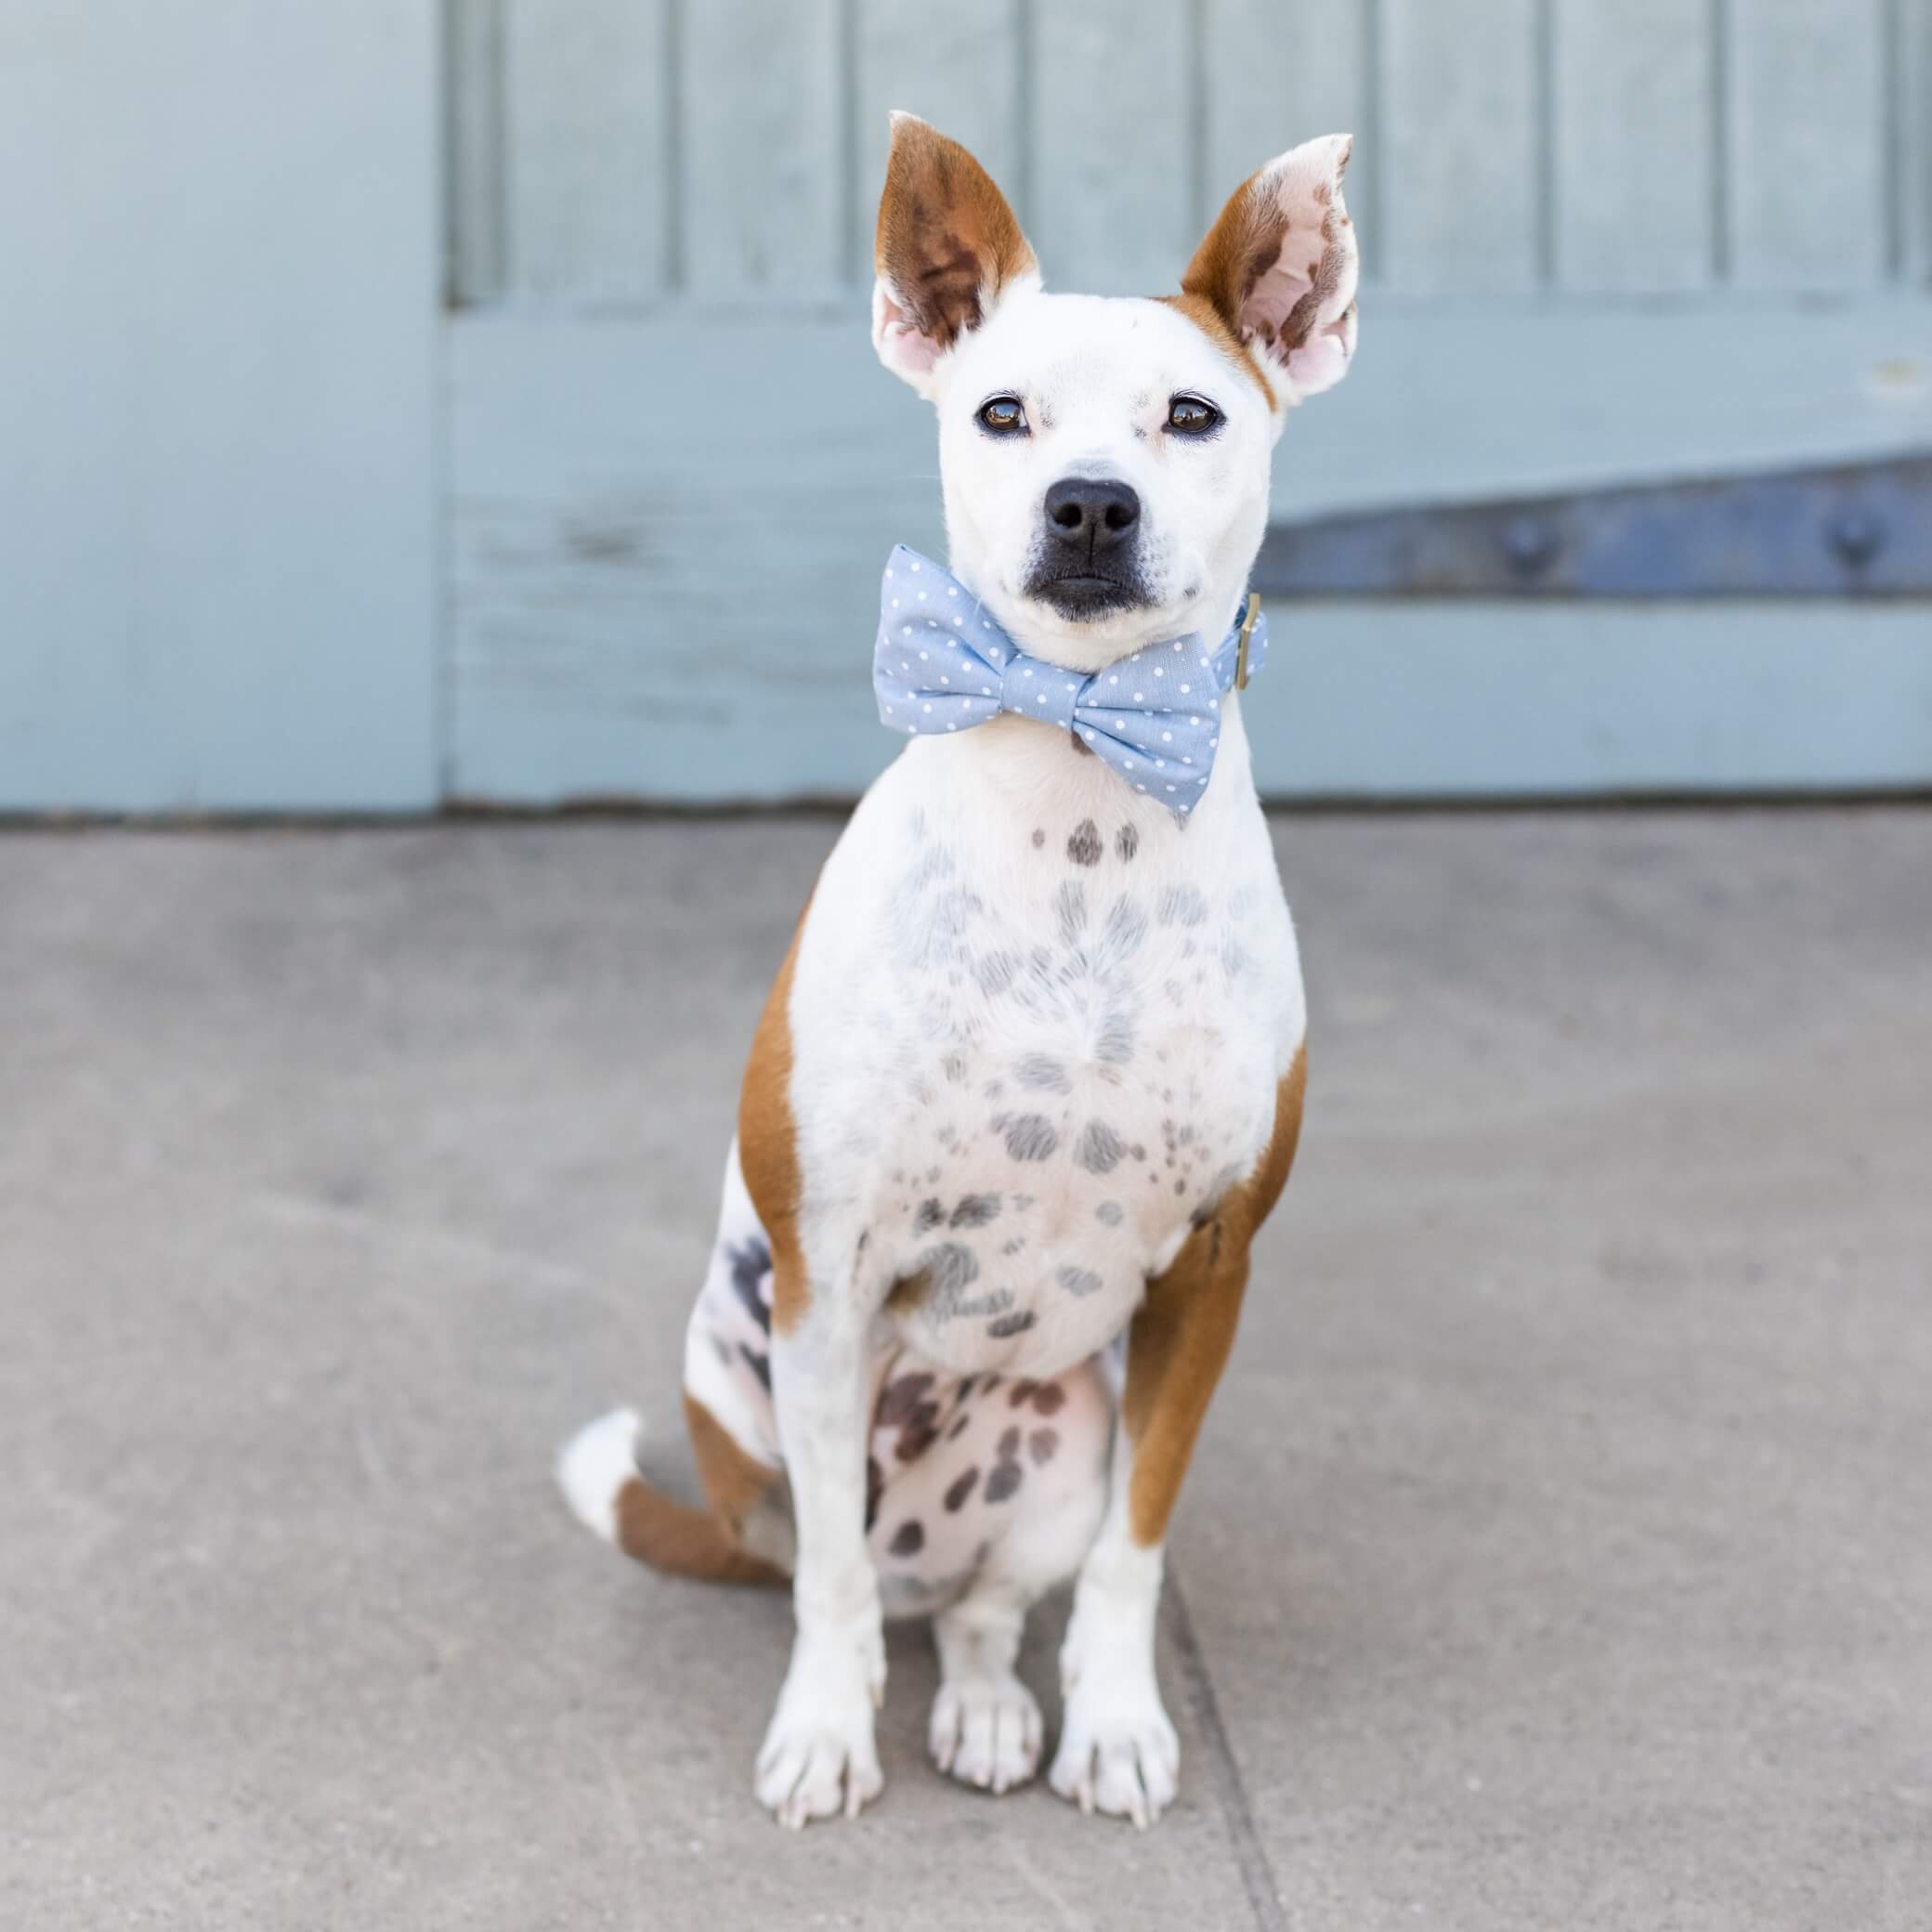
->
[872, 546, 1268, 819]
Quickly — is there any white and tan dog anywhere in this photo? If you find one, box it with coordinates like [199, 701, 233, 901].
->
[560, 114, 1359, 1828]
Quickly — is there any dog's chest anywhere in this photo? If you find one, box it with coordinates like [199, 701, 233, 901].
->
[788, 730, 1303, 1377]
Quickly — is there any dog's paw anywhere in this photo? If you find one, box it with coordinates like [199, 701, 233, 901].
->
[755, 1637, 884, 1828]
[1048, 1683, 1180, 1827]
[929, 1671, 1042, 1795]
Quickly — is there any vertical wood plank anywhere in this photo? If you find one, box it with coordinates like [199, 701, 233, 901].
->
[1380, 0, 1540, 294]
[1728, 0, 1887, 287]
[503, 0, 670, 302]
[446, 0, 506, 304]
[1893, 0, 1932, 282]
[1031, 1, 1196, 293]
[1201, 0, 1377, 274]
[682, 0, 844, 296]
[1553, 0, 1714, 291]
[853, 0, 1024, 280]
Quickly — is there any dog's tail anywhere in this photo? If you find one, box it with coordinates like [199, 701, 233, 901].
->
[556, 1406, 790, 1587]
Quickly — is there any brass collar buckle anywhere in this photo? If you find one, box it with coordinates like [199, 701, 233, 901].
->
[1234, 591, 1261, 690]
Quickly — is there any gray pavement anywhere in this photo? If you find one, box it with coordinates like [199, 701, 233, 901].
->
[2, 810, 1928, 1930]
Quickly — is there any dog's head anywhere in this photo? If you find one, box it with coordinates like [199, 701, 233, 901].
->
[873, 113, 1358, 672]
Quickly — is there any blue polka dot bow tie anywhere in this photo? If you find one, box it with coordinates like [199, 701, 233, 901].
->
[873, 545, 1268, 819]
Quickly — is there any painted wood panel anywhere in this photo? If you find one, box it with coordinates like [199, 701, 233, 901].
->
[447, 0, 506, 304]
[1899, 0, 1932, 283]
[1728, 0, 1889, 287]
[1026, 1, 1197, 293]
[504, 0, 672, 302]
[449, 303, 1932, 804]
[1379, 0, 1542, 293]
[1553, 0, 1715, 291]
[450, 312, 945, 803]
[1202, 0, 1377, 275]
[450, 0, 1928, 305]
[1261, 602, 1932, 797]
[0, 0, 438, 812]
[681, 0, 846, 295]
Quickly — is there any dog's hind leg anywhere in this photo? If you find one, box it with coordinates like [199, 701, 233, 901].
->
[867, 1358, 1113, 1794]
[558, 1137, 795, 1582]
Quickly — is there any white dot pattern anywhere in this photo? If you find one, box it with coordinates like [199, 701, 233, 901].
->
[872, 544, 1268, 823]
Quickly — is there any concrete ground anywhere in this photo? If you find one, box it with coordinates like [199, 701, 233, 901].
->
[3, 809, 1928, 1931]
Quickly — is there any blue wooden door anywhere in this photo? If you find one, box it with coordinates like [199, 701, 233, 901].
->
[3, 1, 1926, 811]
[444, 0, 1932, 805]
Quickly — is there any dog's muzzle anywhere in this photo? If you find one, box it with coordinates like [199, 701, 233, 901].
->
[1025, 476, 1152, 620]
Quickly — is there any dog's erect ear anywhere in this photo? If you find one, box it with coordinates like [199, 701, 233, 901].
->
[872, 113, 1038, 397]
[1181, 134, 1359, 407]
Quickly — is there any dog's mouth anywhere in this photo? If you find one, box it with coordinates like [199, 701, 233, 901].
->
[1022, 568, 1153, 621]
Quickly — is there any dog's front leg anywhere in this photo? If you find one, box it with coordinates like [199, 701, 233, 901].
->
[1046, 1268, 1223, 1828]
[756, 1291, 885, 1828]
[1051, 1052, 1306, 1826]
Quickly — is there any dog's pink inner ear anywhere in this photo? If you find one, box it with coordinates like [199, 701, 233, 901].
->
[1181, 134, 1359, 403]
[874, 117, 1036, 364]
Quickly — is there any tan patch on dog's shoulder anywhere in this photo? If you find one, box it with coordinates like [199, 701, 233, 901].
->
[738, 900, 811, 1334]
[1120, 1040, 1308, 1546]
[1155, 291, 1276, 406]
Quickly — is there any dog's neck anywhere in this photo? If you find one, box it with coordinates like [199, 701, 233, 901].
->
[900, 692, 1257, 854]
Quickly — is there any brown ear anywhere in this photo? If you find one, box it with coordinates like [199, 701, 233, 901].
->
[1181, 134, 1359, 407]
[872, 113, 1038, 396]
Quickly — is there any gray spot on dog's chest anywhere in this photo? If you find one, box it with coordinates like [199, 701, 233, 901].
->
[996, 1113, 1059, 1161]
[1015, 1054, 1071, 1094]
[921, 1241, 978, 1298]
[871, 825, 1284, 1298]
[1077, 1119, 1128, 1173]
[911, 1241, 1014, 1325]
[1157, 885, 1208, 928]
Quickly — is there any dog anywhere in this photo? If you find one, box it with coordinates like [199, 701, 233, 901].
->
[559, 111, 1359, 1829]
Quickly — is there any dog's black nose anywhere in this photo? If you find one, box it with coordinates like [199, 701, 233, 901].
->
[1043, 476, 1141, 553]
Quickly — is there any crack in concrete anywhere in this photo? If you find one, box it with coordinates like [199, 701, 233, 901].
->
[1167, 1567, 1286, 1932]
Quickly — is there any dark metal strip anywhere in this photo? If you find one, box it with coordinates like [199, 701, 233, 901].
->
[1253, 453, 1932, 597]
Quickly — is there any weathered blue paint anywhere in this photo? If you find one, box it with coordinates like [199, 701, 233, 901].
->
[4, 2, 1930, 812]
[448, 306, 1932, 805]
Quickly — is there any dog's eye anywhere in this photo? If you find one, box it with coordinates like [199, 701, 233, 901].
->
[976, 395, 1028, 437]
[1166, 394, 1223, 437]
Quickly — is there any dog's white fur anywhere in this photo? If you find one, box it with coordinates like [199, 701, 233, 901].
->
[563, 117, 1357, 1831]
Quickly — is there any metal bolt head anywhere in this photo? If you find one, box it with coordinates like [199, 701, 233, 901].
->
[1829, 509, 1885, 568]
[1500, 516, 1556, 575]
